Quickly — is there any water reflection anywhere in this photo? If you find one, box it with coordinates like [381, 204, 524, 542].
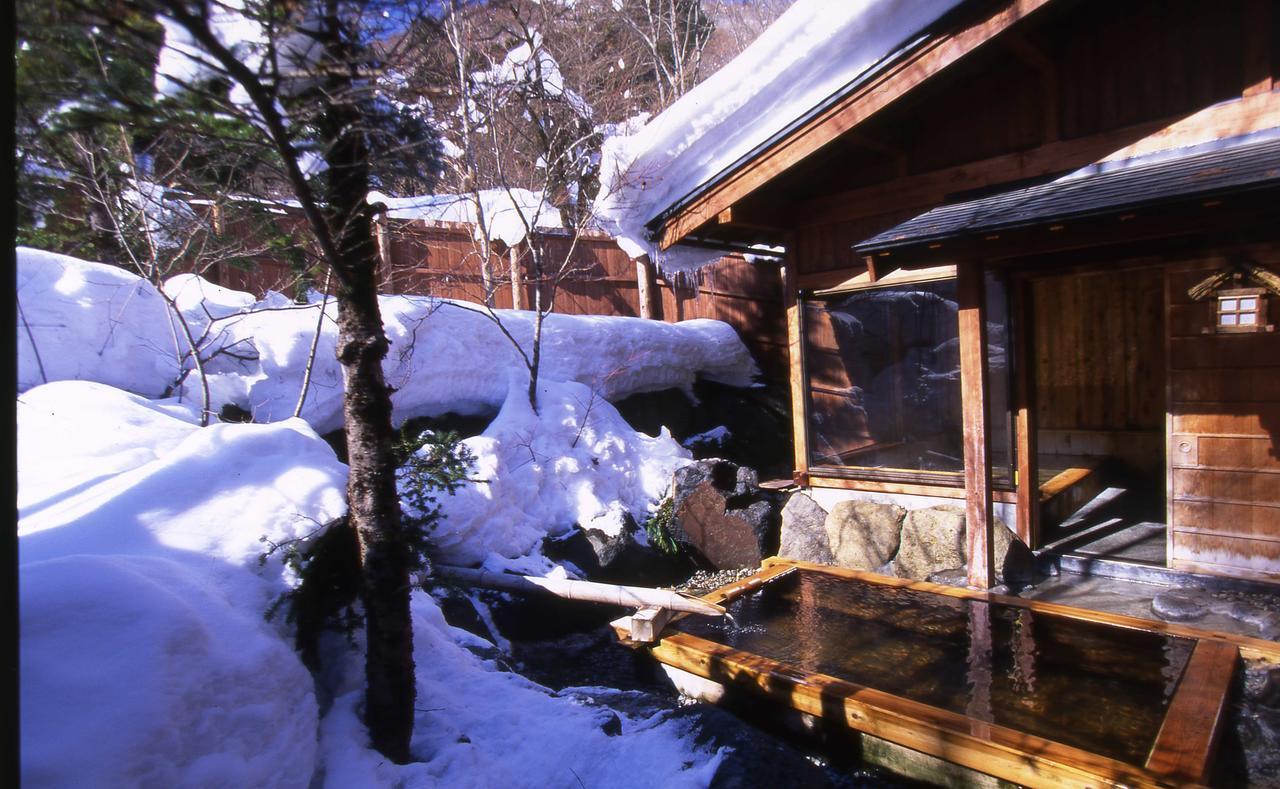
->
[678, 571, 1195, 766]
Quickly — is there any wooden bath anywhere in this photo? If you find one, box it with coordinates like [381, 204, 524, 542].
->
[619, 558, 1280, 788]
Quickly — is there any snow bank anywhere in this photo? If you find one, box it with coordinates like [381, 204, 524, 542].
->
[19, 379, 723, 786]
[16, 247, 182, 396]
[18, 380, 345, 786]
[21, 554, 318, 788]
[319, 594, 723, 788]
[187, 285, 756, 434]
[18, 251, 756, 433]
[426, 378, 690, 569]
[18, 381, 348, 572]
[594, 0, 962, 273]
[368, 189, 563, 246]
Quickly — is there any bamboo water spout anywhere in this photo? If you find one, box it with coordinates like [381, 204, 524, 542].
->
[432, 565, 726, 618]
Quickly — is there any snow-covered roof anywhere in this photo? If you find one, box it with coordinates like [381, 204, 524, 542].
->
[368, 189, 564, 247]
[593, 0, 963, 274]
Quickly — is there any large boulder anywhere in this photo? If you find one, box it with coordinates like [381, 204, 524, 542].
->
[894, 505, 1029, 584]
[823, 500, 904, 571]
[777, 492, 834, 565]
[668, 459, 778, 570]
[542, 510, 691, 587]
[895, 506, 966, 581]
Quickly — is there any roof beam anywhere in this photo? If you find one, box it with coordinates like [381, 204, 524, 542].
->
[656, 0, 1055, 250]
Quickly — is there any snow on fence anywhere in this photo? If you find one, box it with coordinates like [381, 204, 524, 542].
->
[204, 215, 788, 382]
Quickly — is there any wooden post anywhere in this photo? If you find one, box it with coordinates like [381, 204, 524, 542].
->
[958, 259, 995, 589]
[1013, 276, 1039, 548]
[636, 256, 658, 319]
[782, 241, 810, 486]
[509, 245, 524, 310]
[373, 209, 390, 267]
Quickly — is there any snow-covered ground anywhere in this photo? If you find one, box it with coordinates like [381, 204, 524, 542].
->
[17, 248, 752, 786]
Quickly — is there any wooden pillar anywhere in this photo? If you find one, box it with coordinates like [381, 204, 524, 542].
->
[782, 245, 809, 486]
[636, 257, 658, 319]
[958, 259, 995, 589]
[509, 245, 524, 311]
[1013, 276, 1039, 548]
[374, 210, 390, 267]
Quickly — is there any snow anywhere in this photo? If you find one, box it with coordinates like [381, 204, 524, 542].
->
[426, 378, 691, 569]
[593, 0, 962, 274]
[368, 189, 563, 246]
[473, 31, 593, 120]
[17, 382, 723, 789]
[17, 246, 744, 787]
[682, 425, 731, 450]
[20, 554, 319, 788]
[317, 594, 723, 788]
[16, 247, 183, 397]
[18, 382, 349, 570]
[18, 379, 344, 787]
[17, 249, 756, 433]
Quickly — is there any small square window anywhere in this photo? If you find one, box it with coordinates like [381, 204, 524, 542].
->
[1216, 288, 1268, 334]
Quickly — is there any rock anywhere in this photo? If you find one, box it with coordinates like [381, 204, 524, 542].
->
[777, 492, 833, 565]
[823, 500, 904, 571]
[894, 505, 1028, 584]
[895, 506, 966, 580]
[668, 459, 779, 570]
[543, 513, 691, 587]
[1152, 590, 1210, 622]
[994, 523, 1036, 587]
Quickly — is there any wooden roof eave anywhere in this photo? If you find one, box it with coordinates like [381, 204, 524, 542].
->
[651, 0, 1058, 252]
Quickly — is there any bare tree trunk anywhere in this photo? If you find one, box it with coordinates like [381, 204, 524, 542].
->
[294, 270, 333, 419]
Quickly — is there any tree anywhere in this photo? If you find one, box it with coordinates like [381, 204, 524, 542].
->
[89, 0, 442, 761]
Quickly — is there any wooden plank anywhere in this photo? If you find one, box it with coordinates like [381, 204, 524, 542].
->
[1170, 405, 1280, 437]
[782, 258, 810, 483]
[1038, 465, 1098, 502]
[1174, 499, 1280, 536]
[809, 474, 1018, 504]
[1145, 639, 1238, 784]
[658, 0, 1054, 249]
[958, 260, 994, 588]
[1171, 532, 1280, 576]
[1173, 467, 1280, 505]
[1014, 275, 1040, 545]
[651, 632, 1160, 789]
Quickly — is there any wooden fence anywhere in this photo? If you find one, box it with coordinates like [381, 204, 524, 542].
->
[206, 217, 787, 381]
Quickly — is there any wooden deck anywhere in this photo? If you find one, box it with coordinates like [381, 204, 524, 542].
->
[624, 558, 1280, 788]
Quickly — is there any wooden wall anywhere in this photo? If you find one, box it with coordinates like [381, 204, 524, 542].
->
[1029, 268, 1166, 481]
[657, 256, 788, 381]
[204, 216, 790, 382]
[1167, 252, 1280, 582]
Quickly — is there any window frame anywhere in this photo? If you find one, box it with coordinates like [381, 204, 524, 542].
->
[1214, 287, 1268, 334]
[798, 269, 1015, 490]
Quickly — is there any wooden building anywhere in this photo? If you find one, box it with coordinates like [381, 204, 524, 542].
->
[639, 0, 1280, 586]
